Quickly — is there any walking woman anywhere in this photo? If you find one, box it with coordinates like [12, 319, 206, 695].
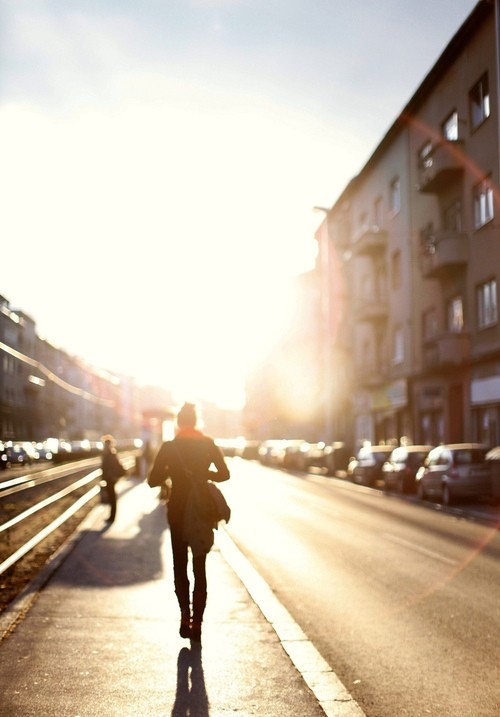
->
[148, 403, 230, 642]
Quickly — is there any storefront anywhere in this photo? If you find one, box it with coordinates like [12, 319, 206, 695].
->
[353, 378, 409, 446]
[471, 368, 500, 446]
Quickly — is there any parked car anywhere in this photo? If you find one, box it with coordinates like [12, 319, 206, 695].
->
[302, 442, 350, 476]
[236, 440, 261, 460]
[304, 442, 330, 471]
[20, 441, 38, 463]
[349, 444, 395, 487]
[0, 441, 9, 470]
[4, 442, 31, 467]
[382, 445, 432, 494]
[281, 440, 310, 470]
[33, 441, 54, 461]
[415, 443, 491, 506]
[258, 439, 288, 467]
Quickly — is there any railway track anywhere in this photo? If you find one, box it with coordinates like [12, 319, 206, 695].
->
[0, 452, 139, 613]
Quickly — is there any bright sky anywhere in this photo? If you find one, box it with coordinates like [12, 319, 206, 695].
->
[0, 0, 477, 409]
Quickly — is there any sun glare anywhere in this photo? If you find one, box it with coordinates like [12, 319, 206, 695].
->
[1, 83, 323, 411]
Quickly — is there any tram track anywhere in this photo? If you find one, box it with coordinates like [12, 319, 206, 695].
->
[0, 452, 139, 613]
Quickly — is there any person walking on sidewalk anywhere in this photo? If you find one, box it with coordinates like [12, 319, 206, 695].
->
[148, 403, 230, 642]
[101, 435, 126, 524]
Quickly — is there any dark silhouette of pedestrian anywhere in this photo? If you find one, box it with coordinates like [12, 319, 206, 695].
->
[148, 403, 230, 642]
[101, 435, 125, 524]
[141, 440, 154, 479]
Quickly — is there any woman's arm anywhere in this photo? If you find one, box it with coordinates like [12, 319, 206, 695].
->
[148, 443, 170, 487]
[208, 441, 230, 482]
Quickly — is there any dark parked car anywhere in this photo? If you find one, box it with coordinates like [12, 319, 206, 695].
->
[258, 439, 288, 467]
[33, 441, 54, 461]
[349, 444, 395, 487]
[382, 445, 432, 494]
[4, 442, 31, 467]
[304, 442, 330, 471]
[282, 440, 310, 470]
[0, 441, 9, 470]
[236, 440, 261, 460]
[304, 442, 350, 476]
[415, 443, 491, 506]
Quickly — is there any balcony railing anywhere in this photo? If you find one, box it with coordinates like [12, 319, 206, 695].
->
[423, 331, 471, 369]
[352, 225, 387, 255]
[421, 230, 468, 279]
[418, 140, 465, 194]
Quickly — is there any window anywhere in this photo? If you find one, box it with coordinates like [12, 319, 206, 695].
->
[473, 405, 500, 445]
[390, 177, 401, 215]
[470, 73, 490, 130]
[393, 326, 404, 364]
[447, 296, 464, 332]
[473, 177, 494, 228]
[3, 354, 15, 374]
[442, 111, 458, 141]
[477, 279, 498, 329]
[418, 141, 433, 170]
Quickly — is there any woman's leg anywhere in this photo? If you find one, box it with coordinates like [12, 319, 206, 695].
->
[191, 553, 207, 641]
[170, 527, 191, 636]
[105, 481, 117, 522]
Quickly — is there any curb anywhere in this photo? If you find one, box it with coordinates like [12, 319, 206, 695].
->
[216, 528, 367, 717]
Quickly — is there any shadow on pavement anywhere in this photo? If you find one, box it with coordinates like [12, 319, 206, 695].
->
[52, 497, 168, 587]
[171, 645, 209, 717]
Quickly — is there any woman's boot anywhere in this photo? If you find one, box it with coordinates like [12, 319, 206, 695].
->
[179, 608, 191, 639]
[175, 587, 192, 639]
[191, 590, 206, 642]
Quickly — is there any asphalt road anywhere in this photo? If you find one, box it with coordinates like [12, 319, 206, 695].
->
[222, 458, 500, 717]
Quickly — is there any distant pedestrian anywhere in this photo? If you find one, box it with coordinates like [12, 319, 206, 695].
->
[101, 435, 125, 524]
[141, 440, 154, 479]
[148, 403, 230, 642]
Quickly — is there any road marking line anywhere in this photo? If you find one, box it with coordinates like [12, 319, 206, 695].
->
[382, 532, 459, 566]
[216, 528, 367, 717]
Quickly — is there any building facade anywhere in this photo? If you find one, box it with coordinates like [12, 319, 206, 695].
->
[0, 294, 141, 441]
[324, 1, 500, 449]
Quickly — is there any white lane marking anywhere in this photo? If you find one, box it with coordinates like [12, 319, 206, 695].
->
[216, 528, 367, 717]
[382, 532, 459, 566]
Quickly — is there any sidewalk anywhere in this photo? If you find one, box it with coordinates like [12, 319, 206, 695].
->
[0, 477, 358, 717]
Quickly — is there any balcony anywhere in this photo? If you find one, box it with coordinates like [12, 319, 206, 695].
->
[418, 140, 465, 194]
[352, 225, 387, 255]
[423, 332, 471, 370]
[354, 293, 388, 323]
[421, 230, 468, 279]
